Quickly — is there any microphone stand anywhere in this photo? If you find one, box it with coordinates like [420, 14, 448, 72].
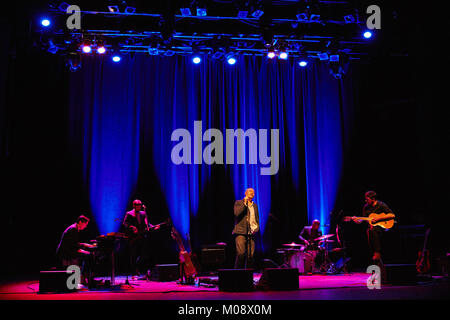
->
[245, 200, 251, 269]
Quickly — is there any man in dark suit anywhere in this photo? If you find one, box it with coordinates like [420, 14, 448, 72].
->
[233, 188, 259, 269]
[123, 199, 160, 279]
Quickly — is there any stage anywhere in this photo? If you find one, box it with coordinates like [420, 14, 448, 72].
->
[1, 272, 448, 300]
[1, 2, 449, 312]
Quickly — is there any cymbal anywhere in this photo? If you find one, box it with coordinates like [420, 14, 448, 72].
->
[319, 240, 335, 243]
[314, 234, 334, 241]
[282, 242, 302, 247]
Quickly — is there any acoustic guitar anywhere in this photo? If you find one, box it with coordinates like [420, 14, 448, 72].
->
[343, 212, 396, 229]
[171, 226, 197, 282]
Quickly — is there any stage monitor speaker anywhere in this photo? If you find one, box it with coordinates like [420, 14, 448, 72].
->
[384, 264, 417, 285]
[150, 264, 179, 282]
[201, 246, 226, 271]
[259, 268, 299, 291]
[218, 269, 254, 292]
[39, 270, 77, 293]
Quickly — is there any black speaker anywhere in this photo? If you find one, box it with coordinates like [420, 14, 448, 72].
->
[384, 264, 417, 285]
[150, 264, 179, 281]
[39, 270, 77, 293]
[201, 246, 226, 271]
[259, 268, 299, 290]
[218, 269, 254, 292]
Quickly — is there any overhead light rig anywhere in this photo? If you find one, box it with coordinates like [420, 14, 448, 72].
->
[36, 1, 374, 64]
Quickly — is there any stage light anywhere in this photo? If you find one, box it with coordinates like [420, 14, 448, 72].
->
[310, 14, 320, 22]
[180, 8, 192, 16]
[108, 5, 119, 13]
[164, 50, 175, 56]
[262, 29, 274, 48]
[212, 51, 224, 59]
[296, 13, 308, 21]
[329, 55, 339, 62]
[47, 39, 59, 54]
[299, 60, 308, 67]
[41, 18, 51, 27]
[363, 31, 372, 39]
[344, 15, 355, 23]
[226, 53, 236, 65]
[197, 8, 207, 16]
[318, 52, 329, 60]
[125, 6, 136, 14]
[251, 10, 264, 19]
[148, 47, 159, 55]
[267, 45, 276, 59]
[57, 2, 70, 12]
[192, 56, 201, 64]
[81, 44, 92, 53]
[279, 52, 288, 60]
[97, 46, 106, 54]
[237, 10, 248, 18]
[227, 57, 236, 65]
[112, 55, 121, 62]
[67, 52, 81, 72]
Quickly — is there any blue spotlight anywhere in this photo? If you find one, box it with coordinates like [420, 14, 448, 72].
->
[363, 31, 373, 39]
[227, 57, 236, 65]
[298, 60, 308, 67]
[192, 56, 201, 64]
[41, 18, 51, 27]
[112, 55, 121, 62]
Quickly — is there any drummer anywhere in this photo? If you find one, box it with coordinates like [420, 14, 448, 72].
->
[298, 219, 322, 250]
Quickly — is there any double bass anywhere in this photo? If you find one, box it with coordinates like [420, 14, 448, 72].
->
[171, 226, 197, 283]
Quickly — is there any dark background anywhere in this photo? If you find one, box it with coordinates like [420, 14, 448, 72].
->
[0, 1, 447, 277]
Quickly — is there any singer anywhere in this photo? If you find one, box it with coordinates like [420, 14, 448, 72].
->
[233, 188, 260, 269]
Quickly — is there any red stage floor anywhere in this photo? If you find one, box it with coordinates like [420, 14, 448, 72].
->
[1, 272, 449, 300]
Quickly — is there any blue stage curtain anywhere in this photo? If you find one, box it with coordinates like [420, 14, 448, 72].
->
[301, 64, 354, 235]
[68, 54, 352, 245]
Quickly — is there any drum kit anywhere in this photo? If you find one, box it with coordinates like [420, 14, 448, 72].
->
[277, 234, 347, 274]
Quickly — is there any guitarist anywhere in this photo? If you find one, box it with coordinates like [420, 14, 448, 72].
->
[123, 199, 160, 279]
[352, 191, 395, 277]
